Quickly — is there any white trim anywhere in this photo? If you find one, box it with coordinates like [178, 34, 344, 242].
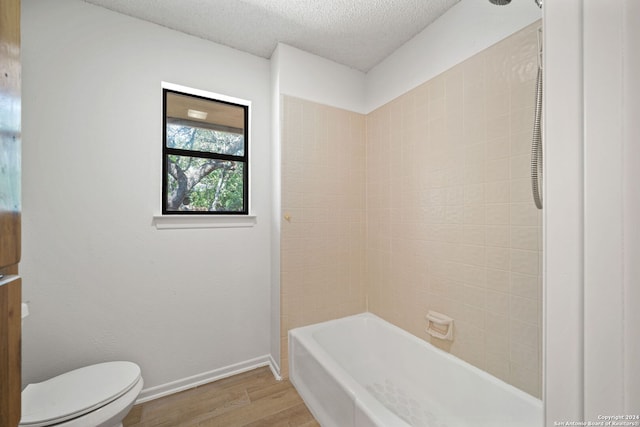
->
[269, 46, 283, 381]
[545, 0, 640, 421]
[161, 81, 251, 109]
[136, 354, 279, 403]
[623, 0, 640, 412]
[583, 0, 625, 418]
[544, 0, 585, 423]
[152, 214, 256, 229]
[268, 354, 282, 381]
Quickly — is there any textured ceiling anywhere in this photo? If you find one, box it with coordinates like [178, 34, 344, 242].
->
[82, 0, 461, 72]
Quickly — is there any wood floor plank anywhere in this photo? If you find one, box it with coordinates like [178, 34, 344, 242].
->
[246, 378, 302, 402]
[142, 388, 250, 426]
[197, 384, 303, 426]
[125, 405, 143, 425]
[242, 403, 320, 427]
[123, 367, 317, 427]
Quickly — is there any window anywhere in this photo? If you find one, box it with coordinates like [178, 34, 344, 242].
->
[162, 87, 249, 214]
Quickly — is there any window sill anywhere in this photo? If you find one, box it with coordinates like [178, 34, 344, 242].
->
[152, 215, 257, 229]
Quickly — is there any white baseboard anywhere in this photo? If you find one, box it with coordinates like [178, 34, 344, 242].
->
[136, 354, 281, 404]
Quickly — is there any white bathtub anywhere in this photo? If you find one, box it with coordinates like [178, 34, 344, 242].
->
[289, 313, 542, 427]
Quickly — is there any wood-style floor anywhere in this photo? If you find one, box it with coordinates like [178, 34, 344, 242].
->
[123, 366, 320, 427]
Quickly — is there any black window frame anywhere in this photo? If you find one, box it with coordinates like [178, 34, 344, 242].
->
[162, 88, 249, 215]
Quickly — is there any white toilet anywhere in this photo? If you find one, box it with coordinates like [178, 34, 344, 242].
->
[19, 361, 143, 427]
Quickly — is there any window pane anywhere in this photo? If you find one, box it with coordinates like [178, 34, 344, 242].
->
[165, 91, 246, 157]
[166, 124, 245, 156]
[166, 155, 245, 212]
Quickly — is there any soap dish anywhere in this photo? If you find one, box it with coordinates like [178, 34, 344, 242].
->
[425, 310, 454, 341]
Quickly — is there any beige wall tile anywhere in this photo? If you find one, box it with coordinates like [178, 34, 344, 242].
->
[487, 115, 510, 140]
[510, 155, 531, 180]
[463, 204, 486, 225]
[362, 24, 541, 397]
[487, 136, 510, 160]
[511, 178, 533, 203]
[510, 295, 539, 326]
[486, 312, 509, 337]
[281, 22, 542, 399]
[486, 268, 510, 293]
[510, 203, 538, 226]
[510, 363, 541, 398]
[486, 290, 510, 315]
[510, 340, 540, 375]
[485, 181, 510, 204]
[511, 273, 539, 299]
[510, 318, 539, 348]
[486, 225, 510, 248]
[486, 158, 510, 182]
[511, 130, 531, 156]
[486, 203, 510, 225]
[463, 225, 486, 246]
[510, 226, 538, 250]
[280, 96, 367, 376]
[486, 246, 511, 271]
[485, 350, 510, 382]
[511, 249, 539, 275]
[464, 183, 485, 205]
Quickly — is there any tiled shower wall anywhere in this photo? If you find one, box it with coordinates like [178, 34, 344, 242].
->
[281, 22, 542, 396]
[280, 96, 367, 378]
[366, 22, 542, 397]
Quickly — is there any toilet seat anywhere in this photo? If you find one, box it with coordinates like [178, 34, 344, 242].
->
[20, 361, 141, 427]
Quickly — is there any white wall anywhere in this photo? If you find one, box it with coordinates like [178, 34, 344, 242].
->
[21, 0, 273, 398]
[365, 0, 541, 112]
[275, 43, 367, 114]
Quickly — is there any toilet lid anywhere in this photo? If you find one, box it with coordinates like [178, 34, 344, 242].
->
[21, 361, 141, 426]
